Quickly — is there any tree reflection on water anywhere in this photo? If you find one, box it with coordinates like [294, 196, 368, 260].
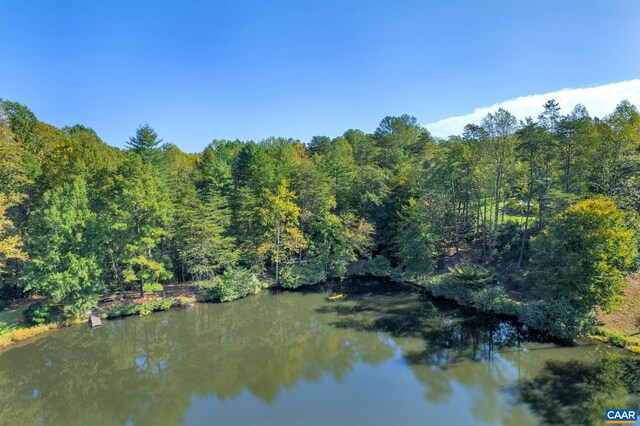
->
[0, 280, 624, 425]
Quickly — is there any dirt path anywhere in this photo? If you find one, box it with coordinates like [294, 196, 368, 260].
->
[597, 272, 640, 336]
[94, 283, 198, 314]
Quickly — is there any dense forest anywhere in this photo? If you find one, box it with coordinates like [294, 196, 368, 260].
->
[1, 98, 639, 339]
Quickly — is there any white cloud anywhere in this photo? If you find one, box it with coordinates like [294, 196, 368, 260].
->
[426, 79, 640, 138]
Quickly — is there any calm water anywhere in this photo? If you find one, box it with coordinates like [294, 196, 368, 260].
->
[0, 281, 628, 425]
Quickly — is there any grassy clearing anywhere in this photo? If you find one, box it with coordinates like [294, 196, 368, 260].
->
[0, 305, 27, 337]
[1, 304, 58, 349]
[594, 272, 640, 352]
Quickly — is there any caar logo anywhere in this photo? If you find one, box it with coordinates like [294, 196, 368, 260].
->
[605, 409, 638, 424]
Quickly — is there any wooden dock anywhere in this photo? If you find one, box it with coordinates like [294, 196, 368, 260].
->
[90, 315, 102, 327]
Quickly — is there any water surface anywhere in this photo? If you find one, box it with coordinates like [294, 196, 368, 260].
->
[0, 281, 627, 425]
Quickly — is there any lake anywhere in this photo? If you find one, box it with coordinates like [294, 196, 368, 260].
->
[0, 280, 631, 425]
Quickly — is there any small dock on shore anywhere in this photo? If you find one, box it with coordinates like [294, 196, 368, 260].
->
[90, 315, 102, 327]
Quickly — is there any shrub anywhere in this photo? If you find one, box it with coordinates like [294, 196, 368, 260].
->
[62, 295, 98, 320]
[593, 327, 640, 349]
[9, 324, 51, 342]
[23, 301, 51, 326]
[143, 282, 164, 293]
[492, 222, 524, 262]
[279, 262, 326, 289]
[106, 298, 177, 318]
[424, 275, 473, 304]
[194, 279, 220, 302]
[520, 300, 597, 340]
[448, 263, 495, 290]
[176, 295, 196, 306]
[420, 272, 595, 339]
[348, 255, 392, 278]
[139, 299, 175, 315]
[217, 268, 265, 302]
[195, 268, 265, 302]
[369, 255, 392, 277]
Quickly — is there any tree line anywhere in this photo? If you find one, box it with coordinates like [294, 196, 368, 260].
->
[0, 98, 638, 332]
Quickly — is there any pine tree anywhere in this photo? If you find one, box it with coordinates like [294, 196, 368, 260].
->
[125, 124, 163, 165]
[174, 183, 237, 280]
[110, 154, 171, 297]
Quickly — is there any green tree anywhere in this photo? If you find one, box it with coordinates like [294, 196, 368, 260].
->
[396, 199, 438, 279]
[374, 115, 426, 168]
[21, 177, 102, 316]
[2, 100, 38, 150]
[126, 124, 163, 165]
[481, 108, 517, 245]
[174, 184, 237, 280]
[110, 155, 171, 297]
[319, 137, 355, 210]
[231, 142, 276, 269]
[515, 118, 547, 266]
[308, 136, 332, 156]
[530, 198, 635, 314]
[0, 102, 34, 195]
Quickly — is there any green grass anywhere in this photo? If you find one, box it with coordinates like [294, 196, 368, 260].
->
[0, 305, 27, 337]
[498, 200, 538, 226]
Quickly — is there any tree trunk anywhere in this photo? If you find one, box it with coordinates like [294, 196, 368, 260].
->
[492, 167, 502, 245]
[482, 195, 488, 258]
[275, 223, 281, 284]
[451, 179, 460, 261]
[518, 166, 535, 268]
[110, 251, 125, 296]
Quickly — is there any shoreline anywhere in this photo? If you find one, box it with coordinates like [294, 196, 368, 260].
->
[1, 275, 638, 354]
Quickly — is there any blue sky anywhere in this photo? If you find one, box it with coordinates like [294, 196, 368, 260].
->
[1, 0, 639, 151]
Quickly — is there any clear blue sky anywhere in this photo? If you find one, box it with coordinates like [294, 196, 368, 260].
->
[1, 0, 639, 151]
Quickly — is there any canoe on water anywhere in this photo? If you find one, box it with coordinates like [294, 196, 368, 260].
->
[328, 294, 344, 300]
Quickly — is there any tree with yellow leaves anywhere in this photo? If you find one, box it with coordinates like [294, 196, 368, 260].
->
[259, 180, 307, 283]
[0, 193, 27, 272]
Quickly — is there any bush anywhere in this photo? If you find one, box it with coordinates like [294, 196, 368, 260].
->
[370, 255, 392, 277]
[137, 299, 175, 316]
[424, 275, 474, 304]
[62, 295, 98, 320]
[176, 295, 196, 306]
[492, 222, 524, 262]
[217, 269, 265, 302]
[23, 301, 51, 326]
[279, 262, 326, 289]
[194, 279, 219, 302]
[593, 327, 640, 349]
[195, 268, 266, 302]
[106, 298, 177, 318]
[348, 255, 392, 278]
[519, 300, 596, 340]
[448, 263, 495, 290]
[420, 272, 595, 340]
[143, 282, 164, 293]
[9, 324, 51, 342]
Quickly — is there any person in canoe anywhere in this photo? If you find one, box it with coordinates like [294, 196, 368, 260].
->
[328, 293, 343, 300]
